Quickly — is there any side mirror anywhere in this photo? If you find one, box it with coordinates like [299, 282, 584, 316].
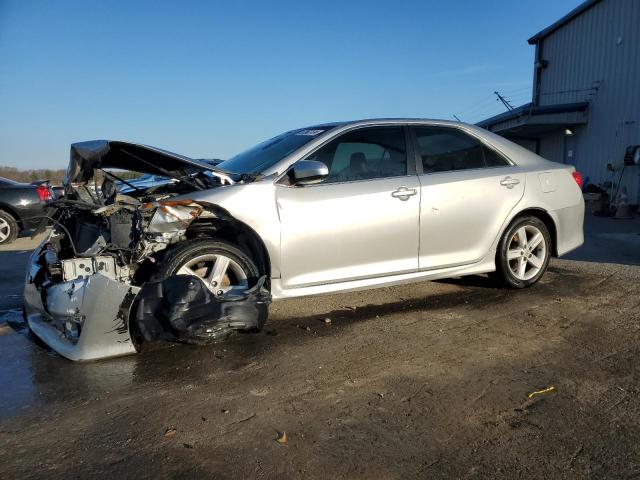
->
[288, 160, 329, 185]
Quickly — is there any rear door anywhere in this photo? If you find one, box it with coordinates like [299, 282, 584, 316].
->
[276, 126, 420, 288]
[411, 125, 525, 270]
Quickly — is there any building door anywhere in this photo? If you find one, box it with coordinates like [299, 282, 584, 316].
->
[564, 133, 577, 167]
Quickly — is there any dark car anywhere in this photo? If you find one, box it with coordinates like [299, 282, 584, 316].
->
[0, 177, 53, 244]
[30, 180, 64, 199]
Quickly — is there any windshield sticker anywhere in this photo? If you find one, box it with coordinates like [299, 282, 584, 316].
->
[295, 129, 325, 136]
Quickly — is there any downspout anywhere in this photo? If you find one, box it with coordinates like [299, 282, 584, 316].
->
[533, 39, 544, 107]
[532, 38, 544, 155]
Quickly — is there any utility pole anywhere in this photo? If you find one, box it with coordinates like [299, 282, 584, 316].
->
[494, 91, 514, 111]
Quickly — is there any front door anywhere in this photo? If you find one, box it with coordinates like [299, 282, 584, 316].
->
[276, 126, 420, 288]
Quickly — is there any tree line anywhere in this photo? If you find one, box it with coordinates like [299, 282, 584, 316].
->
[0, 166, 142, 185]
[0, 166, 66, 184]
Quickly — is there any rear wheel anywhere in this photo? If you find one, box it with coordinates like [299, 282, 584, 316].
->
[0, 210, 18, 245]
[494, 216, 551, 288]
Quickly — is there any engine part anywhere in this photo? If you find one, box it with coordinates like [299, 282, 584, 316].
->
[62, 256, 119, 281]
[109, 211, 136, 249]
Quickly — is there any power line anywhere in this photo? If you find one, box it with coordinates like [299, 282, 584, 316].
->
[499, 86, 532, 95]
[456, 99, 500, 119]
[456, 94, 497, 115]
[454, 85, 533, 122]
[508, 92, 533, 99]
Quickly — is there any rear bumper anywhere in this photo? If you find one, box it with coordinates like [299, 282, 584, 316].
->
[24, 243, 139, 361]
[554, 200, 585, 257]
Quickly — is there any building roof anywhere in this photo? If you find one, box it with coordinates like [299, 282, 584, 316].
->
[475, 102, 590, 139]
[527, 0, 602, 44]
[476, 102, 589, 129]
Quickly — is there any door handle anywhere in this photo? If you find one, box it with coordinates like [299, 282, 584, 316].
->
[500, 176, 520, 189]
[391, 186, 417, 200]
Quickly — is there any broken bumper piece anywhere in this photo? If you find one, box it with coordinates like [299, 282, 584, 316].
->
[24, 242, 271, 361]
[24, 270, 139, 362]
[133, 275, 271, 344]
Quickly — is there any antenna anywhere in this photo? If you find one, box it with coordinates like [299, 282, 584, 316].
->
[494, 91, 514, 111]
[453, 114, 462, 122]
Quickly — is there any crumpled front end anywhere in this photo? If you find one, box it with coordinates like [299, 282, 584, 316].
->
[25, 141, 270, 361]
[24, 237, 140, 361]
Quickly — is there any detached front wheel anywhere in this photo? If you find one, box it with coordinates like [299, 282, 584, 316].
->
[494, 216, 551, 288]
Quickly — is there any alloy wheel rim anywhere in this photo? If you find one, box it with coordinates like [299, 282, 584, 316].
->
[0, 217, 10, 242]
[176, 253, 249, 296]
[507, 225, 546, 281]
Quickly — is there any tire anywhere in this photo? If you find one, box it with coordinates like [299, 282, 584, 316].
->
[494, 216, 551, 289]
[143, 239, 264, 343]
[0, 210, 19, 245]
[153, 239, 260, 294]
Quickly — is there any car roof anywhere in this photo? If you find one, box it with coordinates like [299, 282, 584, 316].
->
[311, 118, 467, 128]
[265, 118, 555, 174]
[308, 118, 499, 144]
[306, 118, 494, 139]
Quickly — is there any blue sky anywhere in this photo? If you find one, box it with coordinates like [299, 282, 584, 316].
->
[0, 0, 582, 169]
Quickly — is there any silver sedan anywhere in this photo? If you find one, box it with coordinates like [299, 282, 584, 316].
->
[192, 119, 584, 296]
[24, 119, 584, 360]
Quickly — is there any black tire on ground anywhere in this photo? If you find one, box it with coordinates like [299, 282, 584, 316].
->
[0, 210, 19, 245]
[153, 238, 261, 286]
[494, 216, 552, 289]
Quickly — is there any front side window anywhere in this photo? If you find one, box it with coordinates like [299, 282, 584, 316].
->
[304, 127, 407, 183]
[414, 127, 509, 173]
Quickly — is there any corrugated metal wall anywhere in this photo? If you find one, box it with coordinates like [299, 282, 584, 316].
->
[513, 138, 538, 152]
[538, 131, 565, 164]
[537, 0, 640, 202]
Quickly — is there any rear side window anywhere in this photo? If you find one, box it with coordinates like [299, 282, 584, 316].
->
[483, 145, 510, 167]
[305, 127, 407, 183]
[414, 127, 509, 173]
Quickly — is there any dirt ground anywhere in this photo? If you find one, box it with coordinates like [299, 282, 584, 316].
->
[1, 253, 639, 479]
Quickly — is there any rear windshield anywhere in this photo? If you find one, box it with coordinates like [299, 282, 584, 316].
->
[218, 126, 338, 174]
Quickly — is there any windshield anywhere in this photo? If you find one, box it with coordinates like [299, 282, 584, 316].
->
[217, 126, 338, 174]
[135, 174, 154, 181]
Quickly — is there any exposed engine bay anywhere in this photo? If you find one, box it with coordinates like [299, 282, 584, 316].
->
[24, 140, 271, 361]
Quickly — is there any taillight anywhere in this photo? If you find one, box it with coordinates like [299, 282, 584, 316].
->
[36, 184, 53, 201]
[571, 171, 583, 189]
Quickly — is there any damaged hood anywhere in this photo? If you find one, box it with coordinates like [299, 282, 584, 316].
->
[65, 140, 226, 186]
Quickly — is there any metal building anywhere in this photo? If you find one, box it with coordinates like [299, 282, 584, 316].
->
[478, 0, 640, 203]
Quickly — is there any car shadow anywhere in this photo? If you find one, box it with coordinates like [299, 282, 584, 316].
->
[435, 274, 499, 289]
